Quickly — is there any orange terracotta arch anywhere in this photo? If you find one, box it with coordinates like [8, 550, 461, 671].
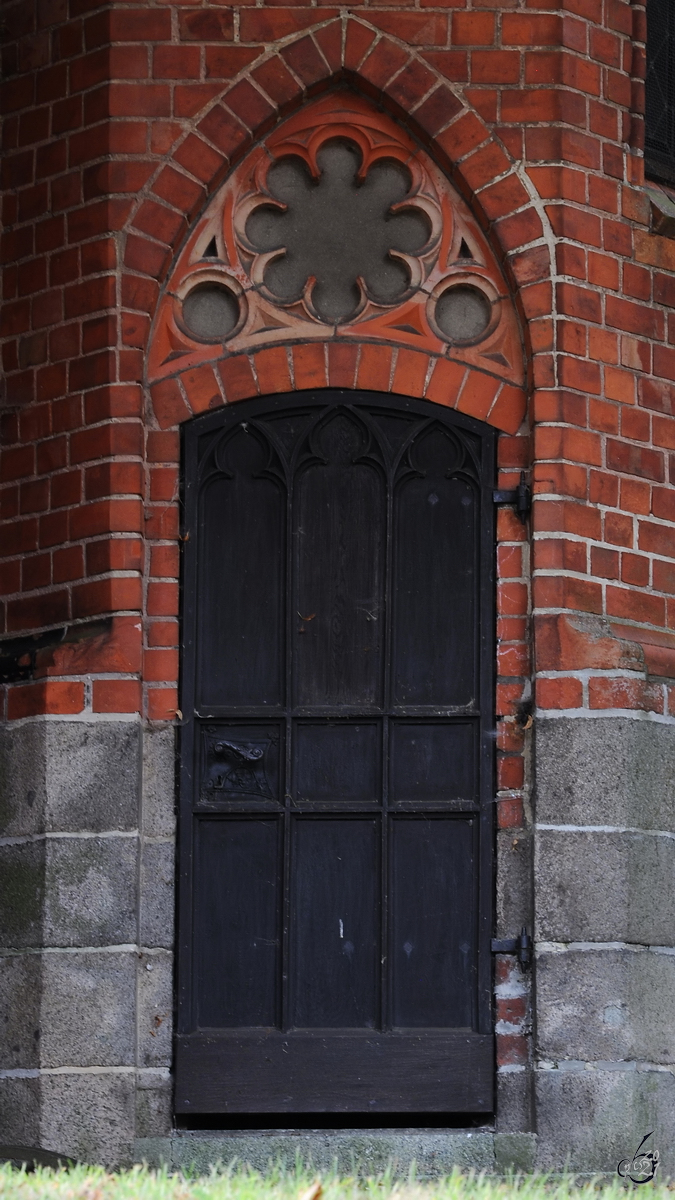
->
[143, 85, 530, 436]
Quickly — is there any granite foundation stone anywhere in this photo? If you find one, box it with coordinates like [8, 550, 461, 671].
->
[535, 829, 675, 945]
[39, 952, 137, 1068]
[43, 837, 138, 947]
[0, 953, 42, 1068]
[535, 718, 675, 830]
[135, 1130, 497, 1177]
[137, 951, 173, 1069]
[139, 842, 175, 949]
[0, 1078, 41, 1147]
[537, 949, 675, 1064]
[40, 1072, 137, 1167]
[534, 1068, 675, 1177]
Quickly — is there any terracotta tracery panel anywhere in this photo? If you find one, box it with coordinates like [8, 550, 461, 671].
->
[147, 92, 524, 401]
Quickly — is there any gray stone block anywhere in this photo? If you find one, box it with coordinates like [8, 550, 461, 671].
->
[535, 1066, 675, 1178]
[0, 953, 41, 1068]
[494, 1132, 537, 1173]
[537, 949, 675, 1065]
[137, 951, 172, 1069]
[0, 1077, 40, 1146]
[44, 837, 137, 947]
[163, 1129, 496, 1177]
[40, 951, 136, 1068]
[43, 722, 140, 833]
[535, 829, 675, 945]
[135, 1071, 172, 1139]
[496, 1069, 533, 1134]
[134, 1137, 172, 1168]
[40, 1071, 136, 1167]
[0, 722, 47, 836]
[139, 841, 174, 949]
[0, 721, 141, 837]
[142, 725, 176, 838]
[0, 842, 45, 948]
[496, 829, 532, 936]
[535, 717, 675, 831]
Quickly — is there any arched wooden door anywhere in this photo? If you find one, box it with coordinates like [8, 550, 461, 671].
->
[176, 389, 495, 1116]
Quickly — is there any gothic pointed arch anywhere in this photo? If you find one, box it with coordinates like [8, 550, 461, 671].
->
[146, 88, 528, 435]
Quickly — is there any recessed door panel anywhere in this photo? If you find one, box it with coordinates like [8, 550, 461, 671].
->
[179, 391, 495, 1115]
[194, 818, 281, 1028]
[393, 432, 478, 707]
[290, 817, 380, 1028]
[294, 722, 381, 804]
[390, 721, 477, 806]
[390, 816, 476, 1028]
[198, 430, 285, 708]
[293, 412, 385, 708]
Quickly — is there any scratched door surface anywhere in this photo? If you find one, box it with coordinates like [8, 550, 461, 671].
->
[176, 390, 495, 1115]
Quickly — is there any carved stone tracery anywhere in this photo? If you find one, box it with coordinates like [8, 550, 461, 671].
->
[147, 93, 524, 394]
[243, 142, 434, 324]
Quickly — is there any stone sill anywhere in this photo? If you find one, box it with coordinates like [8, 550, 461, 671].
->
[134, 1130, 536, 1177]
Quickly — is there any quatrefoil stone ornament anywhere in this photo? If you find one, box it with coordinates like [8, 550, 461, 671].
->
[147, 92, 525, 400]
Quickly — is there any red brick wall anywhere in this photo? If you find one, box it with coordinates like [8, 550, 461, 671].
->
[0, 0, 671, 1077]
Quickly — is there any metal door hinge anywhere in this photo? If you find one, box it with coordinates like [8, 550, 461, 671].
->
[493, 471, 531, 522]
[491, 925, 532, 969]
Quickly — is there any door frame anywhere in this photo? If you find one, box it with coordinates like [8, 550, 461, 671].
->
[175, 388, 496, 1117]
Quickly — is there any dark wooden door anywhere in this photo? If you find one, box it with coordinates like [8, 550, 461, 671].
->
[176, 390, 495, 1115]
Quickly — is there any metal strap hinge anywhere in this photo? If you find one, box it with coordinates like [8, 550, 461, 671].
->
[493, 471, 531, 522]
[491, 925, 533, 969]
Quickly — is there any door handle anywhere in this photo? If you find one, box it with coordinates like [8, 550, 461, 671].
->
[213, 740, 264, 763]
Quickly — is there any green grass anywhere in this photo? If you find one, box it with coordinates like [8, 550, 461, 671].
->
[0, 1165, 671, 1200]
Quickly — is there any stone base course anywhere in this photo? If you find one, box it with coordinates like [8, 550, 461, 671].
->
[0, 718, 175, 1168]
[135, 1130, 537, 1178]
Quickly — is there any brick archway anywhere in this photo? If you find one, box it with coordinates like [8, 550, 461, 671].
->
[136, 68, 533, 879]
[120, 16, 549, 433]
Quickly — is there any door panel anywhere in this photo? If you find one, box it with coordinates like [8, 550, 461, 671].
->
[175, 1032, 492, 1113]
[293, 417, 385, 708]
[389, 721, 477, 806]
[178, 390, 495, 1115]
[293, 722, 381, 804]
[390, 817, 475, 1028]
[198, 449, 285, 709]
[393, 446, 477, 707]
[195, 818, 282, 1028]
[290, 817, 380, 1028]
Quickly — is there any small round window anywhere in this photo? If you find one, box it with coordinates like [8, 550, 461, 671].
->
[433, 284, 492, 344]
[182, 283, 240, 342]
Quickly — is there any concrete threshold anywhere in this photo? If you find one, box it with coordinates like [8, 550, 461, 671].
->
[134, 1129, 537, 1177]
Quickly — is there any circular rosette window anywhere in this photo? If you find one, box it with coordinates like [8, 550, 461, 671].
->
[427, 277, 500, 346]
[177, 275, 245, 344]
